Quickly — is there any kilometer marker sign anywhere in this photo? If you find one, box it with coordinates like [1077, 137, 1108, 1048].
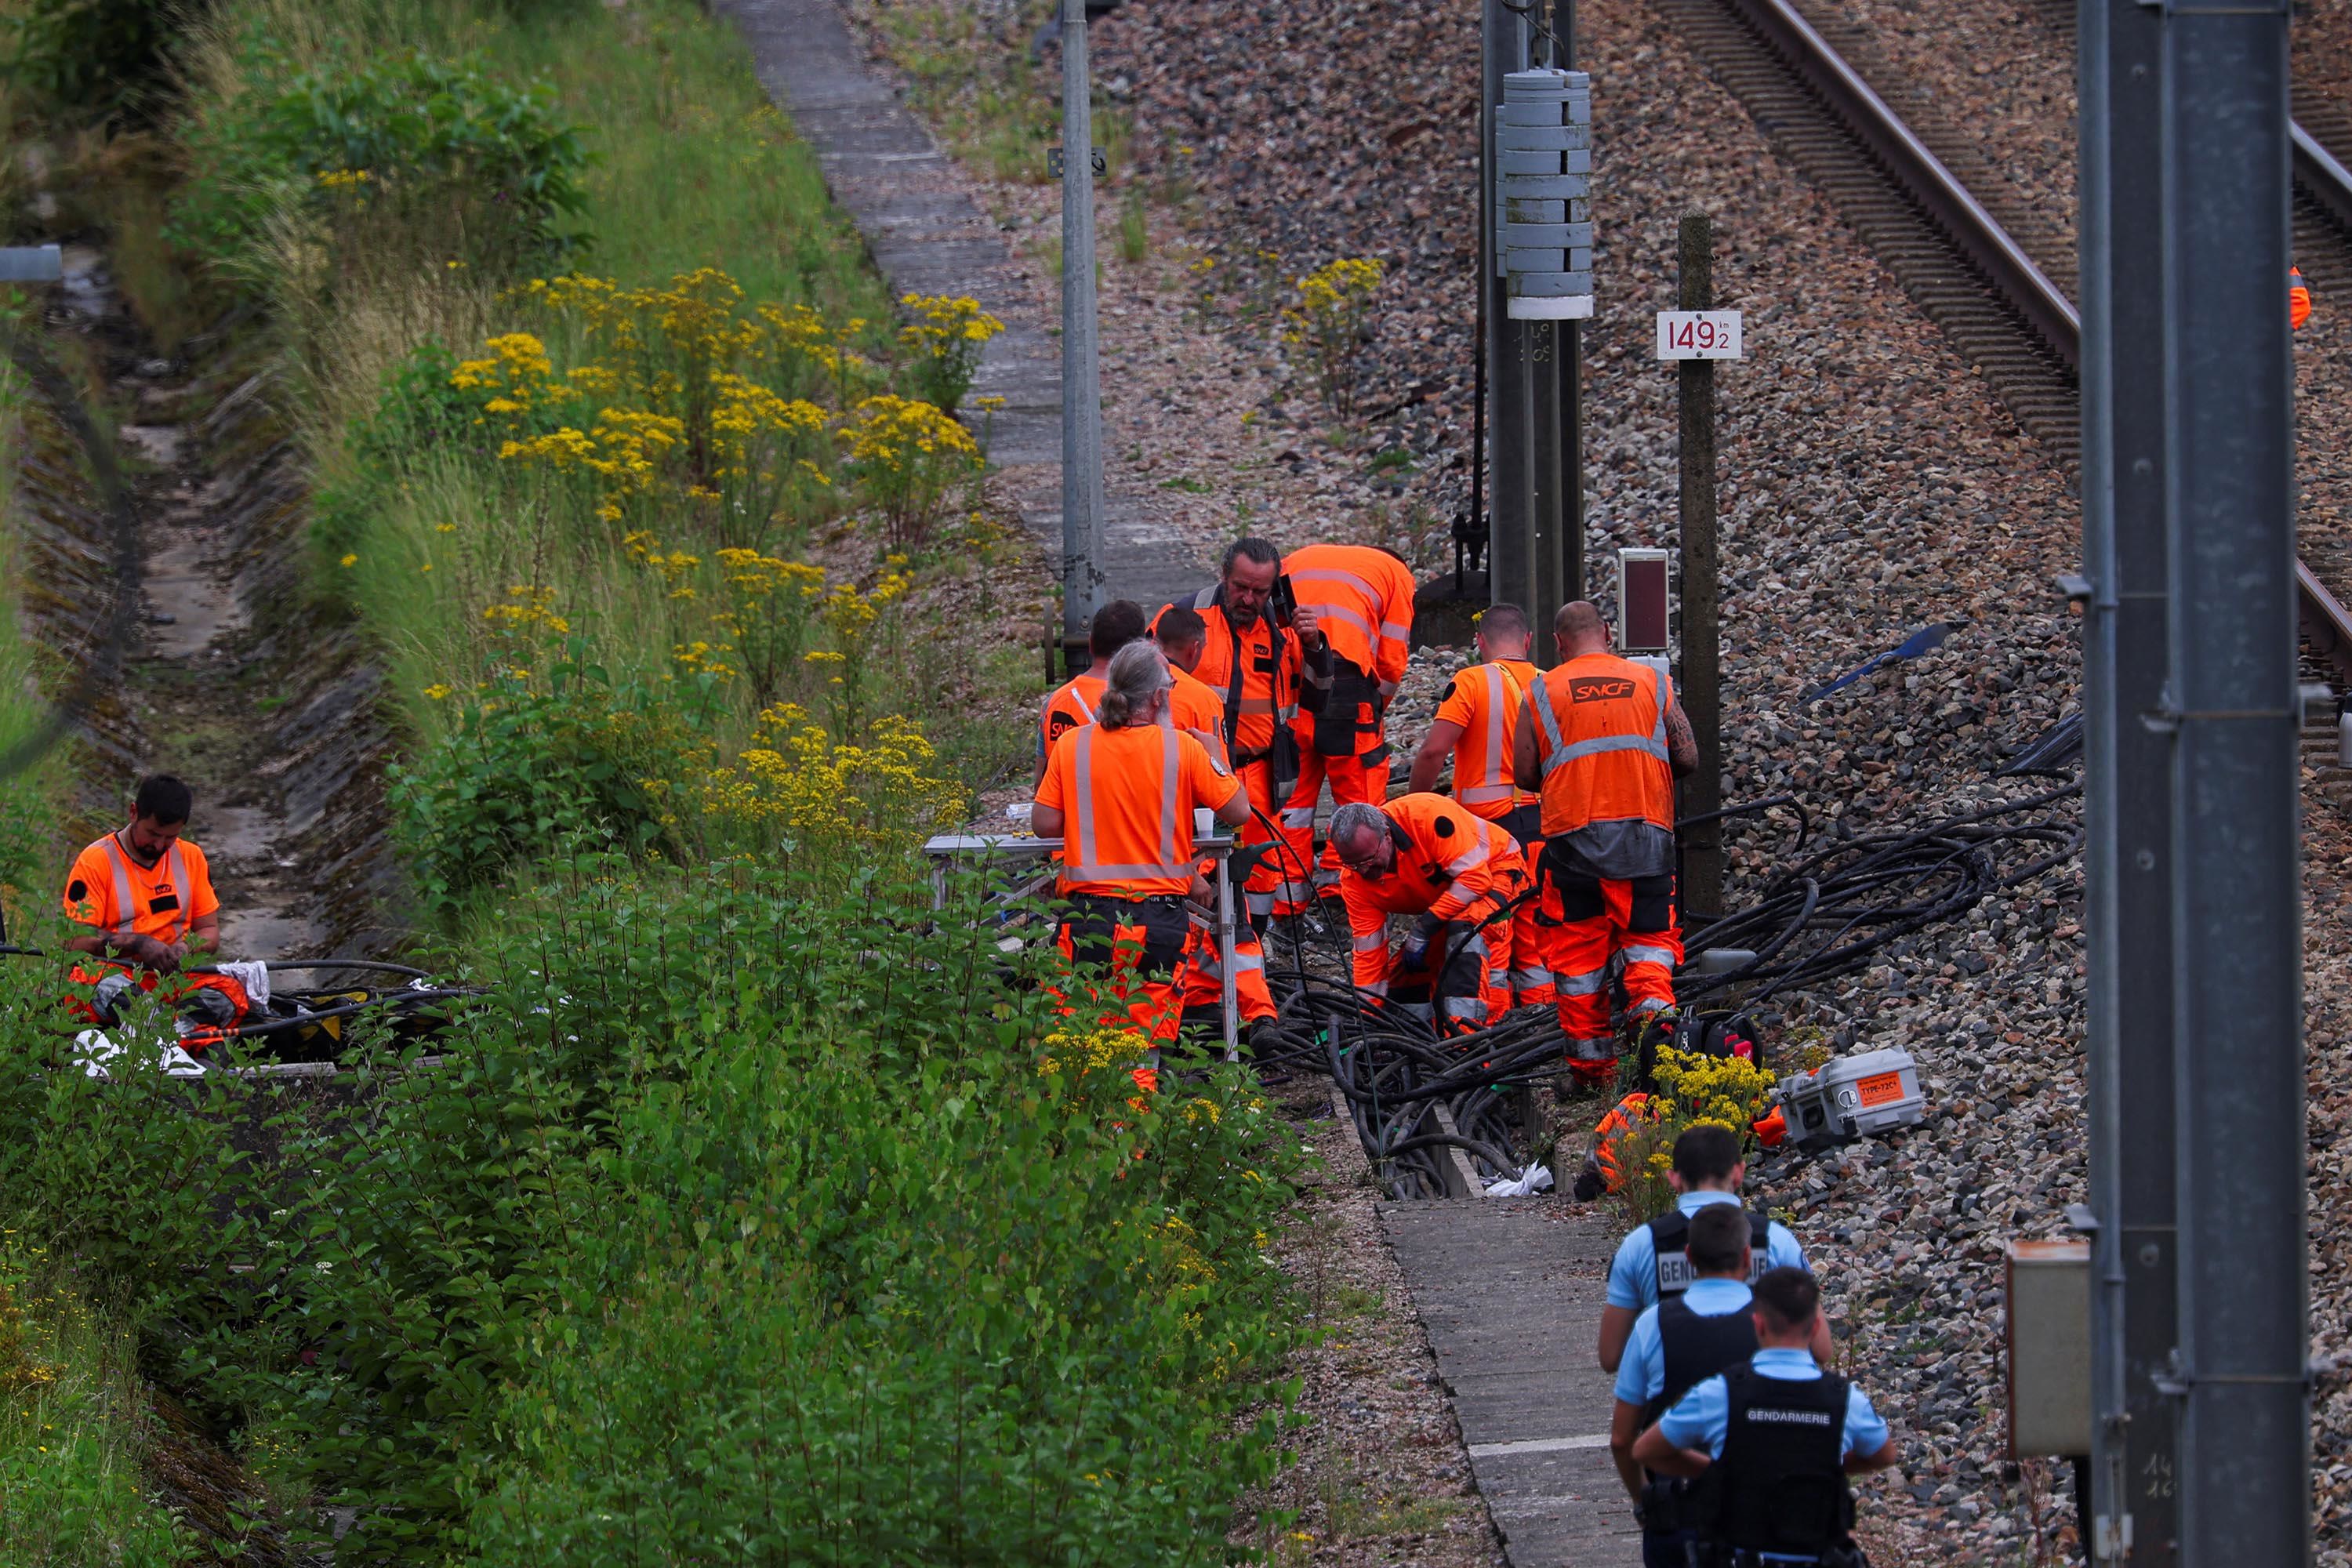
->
[1656, 309, 1743, 360]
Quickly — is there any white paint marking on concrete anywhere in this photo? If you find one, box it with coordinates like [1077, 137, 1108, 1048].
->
[1466, 1433, 1613, 1458]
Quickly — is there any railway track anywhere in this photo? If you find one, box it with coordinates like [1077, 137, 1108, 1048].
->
[1660, 0, 2352, 688]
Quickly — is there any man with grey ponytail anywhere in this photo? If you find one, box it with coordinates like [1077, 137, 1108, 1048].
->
[1034, 641, 1254, 1091]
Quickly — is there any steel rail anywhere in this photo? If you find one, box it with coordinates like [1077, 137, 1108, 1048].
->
[1719, 0, 2352, 685]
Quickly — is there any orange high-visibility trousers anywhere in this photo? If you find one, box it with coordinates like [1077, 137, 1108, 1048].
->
[1232, 759, 1286, 924]
[1381, 917, 1512, 1035]
[1545, 865, 1681, 1077]
[1275, 749, 1390, 914]
[1051, 898, 1195, 1090]
[1178, 924, 1279, 1024]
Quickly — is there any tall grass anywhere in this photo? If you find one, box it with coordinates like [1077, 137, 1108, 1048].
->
[0, 1240, 195, 1568]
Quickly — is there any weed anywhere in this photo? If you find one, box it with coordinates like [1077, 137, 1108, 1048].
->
[1119, 187, 1150, 266]
[1160, 475, 1211, 494]
[1280, 258, 1385, 416]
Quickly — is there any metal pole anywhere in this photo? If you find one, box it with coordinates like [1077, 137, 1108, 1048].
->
[2080, 0, 2181, 1558]
[1483, 0, 1534, 641]
[1217, 850, 1240, 1062]
[1058, 0, 1106, 677]
[1675, 211, 1722, 923]
[2157, 2, 2307, 1560]
[1558, 0, 1583, 626]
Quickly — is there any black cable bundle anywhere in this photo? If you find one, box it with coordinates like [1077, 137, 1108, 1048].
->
[1263, 781, 2082, 1200]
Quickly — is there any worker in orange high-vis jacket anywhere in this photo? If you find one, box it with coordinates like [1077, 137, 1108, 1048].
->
[2292, 266, 2312, 331]
[63, 773, 220, 971]
[1154, 539, 1308, 927]
[1156, 609, 1283, 1043]
[1327, 795, 1534, 1035]
[1513, 601, 1699, 1082]
[1407, 601, 1554, 1009]
[1033, 642, 1253, 1093]
[1036, 599, 1149, 784]
[61, 773, 256, 1040]
[1279, 543, 1417, 914]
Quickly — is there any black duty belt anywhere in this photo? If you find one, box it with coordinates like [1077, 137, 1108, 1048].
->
[1231, 747, 1273, 768]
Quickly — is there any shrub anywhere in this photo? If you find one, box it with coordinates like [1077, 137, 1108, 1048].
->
[387, 642, 718, 913]
[0, 853, 1304, 1563]
[1281, 257, 1385, 416]
[837, 394, 984, 551]
[170, 52, 591, 278]
[3, 0, 187, 124]
[895, 292, 1003, 412]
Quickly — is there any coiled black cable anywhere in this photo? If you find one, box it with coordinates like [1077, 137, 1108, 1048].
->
[1276, 780, 2082, 1199]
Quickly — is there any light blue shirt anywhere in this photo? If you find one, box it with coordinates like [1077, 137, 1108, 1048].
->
[1612, 1276, 1754, 1406]
[1606, 1190, 1809, 1310]
[1656, 1347, 1890, 1461]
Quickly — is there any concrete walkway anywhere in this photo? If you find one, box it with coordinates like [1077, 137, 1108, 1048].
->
[1382, 1201, 1646, 1566]
[713, 0, 1207, 612]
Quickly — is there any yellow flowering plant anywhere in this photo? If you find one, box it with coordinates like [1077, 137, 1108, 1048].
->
[694, 703, 966, 857]
[1280, 256, 1385, 414]
[837, 394, 984, 551]
[896, 292, 1004, 412]
[1607, 1044, 1781, 1227]
[711, 547, 827, 706]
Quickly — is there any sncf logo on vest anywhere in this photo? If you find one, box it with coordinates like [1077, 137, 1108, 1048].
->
[1569, 675, 1637, 703]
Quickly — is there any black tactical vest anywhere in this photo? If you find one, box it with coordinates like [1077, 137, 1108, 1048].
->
[1702, 1364, 1857, 1559]
[1642, 1293, 1762, 1428]
[1648, 1206, 1773, 1297]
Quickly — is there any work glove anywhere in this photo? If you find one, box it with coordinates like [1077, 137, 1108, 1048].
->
[1396, 912, 1445, 971]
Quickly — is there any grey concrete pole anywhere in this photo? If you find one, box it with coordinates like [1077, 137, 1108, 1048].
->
[2157, 2, 2307, 1559]
[1676, 211, 1722, 924]
[1058, 0, 1106, 675]
[2079, 0, 2182, 1558]
[1482, 0, 1533, 641]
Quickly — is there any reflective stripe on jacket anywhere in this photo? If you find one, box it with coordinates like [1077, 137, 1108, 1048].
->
[1526, 654, 1677, 840]
[1439, 657, 1541, 815]
[1280, 544, 1416, 688]
[1036, 723, 1238, 896]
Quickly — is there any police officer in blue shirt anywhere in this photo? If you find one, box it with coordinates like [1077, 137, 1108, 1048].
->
[1610, 1203, 1762, 1567]
[1599, 1123, 1815, 1374]
[1633, 1268, 1898, 1566]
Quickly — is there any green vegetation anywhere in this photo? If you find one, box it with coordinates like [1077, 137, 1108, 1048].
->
[0, 0, 1305, 1555]
[0, 1240, 196, 1566]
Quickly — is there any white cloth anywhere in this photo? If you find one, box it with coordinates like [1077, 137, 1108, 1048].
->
[1483, 1163, 1555, 1198]
[213, 960, 270, 1008]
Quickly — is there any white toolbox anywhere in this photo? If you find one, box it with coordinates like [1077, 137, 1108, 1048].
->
[1774, 1047, 1927, 1151]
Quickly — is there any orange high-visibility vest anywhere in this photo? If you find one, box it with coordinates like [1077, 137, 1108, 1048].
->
[1526, 653, 1677, 840]
[1282, 544, 1416, 688]
[2292, 267, 2313, 331]
[1338, 793, 1529, 991]
[1168, 663, 1225, 737]
[1034, 724, 1240, 897]
[62, 833, 218, 947]
[1040, 672, 1107, 766]
[1434, 656, 1541, 818]
[1158, 594, 1302, 758]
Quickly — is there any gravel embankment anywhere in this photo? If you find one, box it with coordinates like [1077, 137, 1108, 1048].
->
[851, 0, 2352, 1553]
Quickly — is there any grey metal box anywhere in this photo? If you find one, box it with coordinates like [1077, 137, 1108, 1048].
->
[2004, 1240, 2092, 1457]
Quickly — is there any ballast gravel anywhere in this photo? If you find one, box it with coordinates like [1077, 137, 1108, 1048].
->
[836, 0, 2352, 1555]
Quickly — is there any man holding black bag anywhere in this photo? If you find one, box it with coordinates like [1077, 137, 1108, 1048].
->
[1154, 539, 1309, 929]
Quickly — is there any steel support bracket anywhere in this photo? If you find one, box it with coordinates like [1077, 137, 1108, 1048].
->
[2054, 572, 2095, 604]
